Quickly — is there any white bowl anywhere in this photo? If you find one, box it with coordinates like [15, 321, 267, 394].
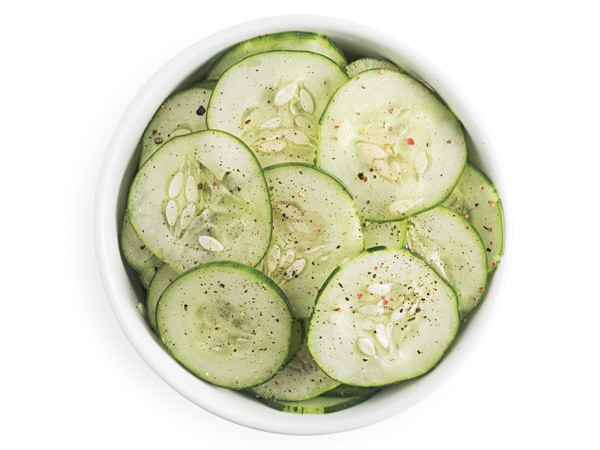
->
[94, 15, 509, 435]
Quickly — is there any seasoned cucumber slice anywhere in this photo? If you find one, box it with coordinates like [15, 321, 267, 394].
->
[251, 343, 340, 401]
[317, 70, 467, 221]
[207, 32, 347, 79]
[156, 262, 292, 389]
[443, 163, 504, 272]
[344, 57, 402, 78]
[120, 214, 161, 289]
[128, 130, 272, 273]
[207, 51, 349, 167]
[139, 81, 215, 167]
[260, 164, 363, 318]
[405, 206, 487, 317]
[260, 392, 375, 414]
[363, 220, 407, 250]
[308, 249, 459, 387]
[146, 264, 178, 332]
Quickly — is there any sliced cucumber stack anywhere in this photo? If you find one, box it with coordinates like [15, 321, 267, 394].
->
[261, 164, 363, 318]
[118, 31, 505, 415]
[317, 69, 467, 221]
[156, 262, 292, 389]
[128, 130, 272, 273]
[207, 51, 348, 167]
[308, 248, 459, 387]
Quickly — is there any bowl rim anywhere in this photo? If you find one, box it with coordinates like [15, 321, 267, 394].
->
[94, 14, 509, 435]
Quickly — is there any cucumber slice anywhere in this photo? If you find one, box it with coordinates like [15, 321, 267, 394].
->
[405, 206, 487, 317]
[139, 81, 215, 167]
[317, 69, 467, 221]
[156, 262, 292, 389]
[287, 319, 304, 363]
[344, 58, 402, 78]
[260, 164, 363, 318]
[251, 343, 340, 401]
[120, 214, 162, 289]
[260, 392, 374, 414]
[207, 32, 347, 79]
[146, 264, 178, 332]
[128, 130, 272, 273]
[321, 384, 380, 398]
[207, 51, 349, 167]
[308, 248, 459, 387]
[442, 163, 504, 272]
[363, 220, 407, 250]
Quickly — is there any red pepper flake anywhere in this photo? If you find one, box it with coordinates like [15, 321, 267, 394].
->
[212, 181, 217, 187]
[406, 137, 415, 145]
[324, 80, 327, 85]
[488, 200, 496, 206]
[478, 287, 484, 293]
[333, 124, 340, 129]
[382, 298, 389, 305]
[334, 307, 341, 312]
[374, 266, 378, 270]
[465, 225, 470, 230]
[357, 293, 363, 299]
[355, 112, 361, 116]
[280, 200, 285, 204]
[492, 262, 497, 267]
[484, 225, 493, 232]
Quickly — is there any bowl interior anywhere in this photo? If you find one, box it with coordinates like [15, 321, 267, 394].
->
[95, 15, 508, 435]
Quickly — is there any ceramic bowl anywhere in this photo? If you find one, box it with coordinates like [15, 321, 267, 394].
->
[94, 14, 508, 435]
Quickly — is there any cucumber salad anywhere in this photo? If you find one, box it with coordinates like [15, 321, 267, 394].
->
[120, 31, 504, 414]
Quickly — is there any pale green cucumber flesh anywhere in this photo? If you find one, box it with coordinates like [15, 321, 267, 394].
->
[260, 163, 363, 318]
[405, 206, 487, 317]
[156, 261, 292, 389]
[207, 51, 349, 167]
[443, 163, 504, 272]
[250, 343, 340, 401]
[317, 69, 467, 221]
[140, 84, 215, 167]
[363, 220, 407, 250]
[308, 249, 459, 387]
[129, 130, 272, 273]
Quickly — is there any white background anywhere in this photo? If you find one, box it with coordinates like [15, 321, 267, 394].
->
[2, 0, 599, 448]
